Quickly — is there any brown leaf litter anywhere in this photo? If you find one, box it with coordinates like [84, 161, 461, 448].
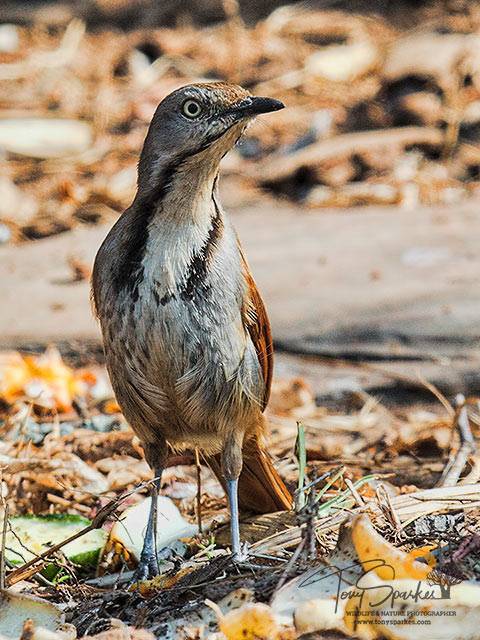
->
[0, 345, 479, 637]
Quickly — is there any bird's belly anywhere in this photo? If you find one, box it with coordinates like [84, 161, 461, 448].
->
[105, 292, 264, 450]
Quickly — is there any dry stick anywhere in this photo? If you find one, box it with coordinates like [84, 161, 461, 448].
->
[295, 422, 307, 511]
[441, 394, 477, 487]
[6, 495, 121, 587]
[274, 537, 306, 593]
[376, 484, 401, 531]
[461, 455, 480, 485]
[415, 373, 454, 417]
[345, 478, 365, 507]
[0, 503, 9, 590]
[301, 486, 318, 562]
[6, 523, 50, 568]
[195, 448, 203, 535]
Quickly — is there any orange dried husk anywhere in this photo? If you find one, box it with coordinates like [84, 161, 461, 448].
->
[24, 347, 84, 411]
[351, 514, 431, 581]
[219, 603, 282, 640]
[0, 352, 30, 403]
[131, 566, 196, 596]
[343, 516, 442, 637]
[0, 347, 87, 412]
[103, 398, 121, 414]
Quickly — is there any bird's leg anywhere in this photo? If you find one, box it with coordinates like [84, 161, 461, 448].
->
[133, 466, 163, 583]
[226, 477, 241, 558]
[222, 430, 247, 561]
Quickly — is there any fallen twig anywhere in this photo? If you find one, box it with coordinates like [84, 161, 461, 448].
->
[195, 448, 203, 535]
[273, 537, 306, 593]
[0, 503, 8, 590]
[376, 483, 401, 532]
[345, 478, 365, 507]
[294, 422, 307, 511]
[441, 394, 477, 487]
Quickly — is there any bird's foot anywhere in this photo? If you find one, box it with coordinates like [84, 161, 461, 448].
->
[131, 553, 160, 584]
[231, 541, 250, 563]
[131, 545, 178, 585]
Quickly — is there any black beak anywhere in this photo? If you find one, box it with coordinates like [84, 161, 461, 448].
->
[248, 96, 285, 114]
[228, 96, 285, 118]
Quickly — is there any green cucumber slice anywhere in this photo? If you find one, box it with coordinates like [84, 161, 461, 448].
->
[4, 514, 106, 574]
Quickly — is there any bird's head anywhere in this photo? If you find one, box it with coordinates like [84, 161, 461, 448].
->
[138, 82, 284, 192]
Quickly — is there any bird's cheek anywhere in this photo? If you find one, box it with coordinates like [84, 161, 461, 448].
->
[208, 117, 230, 139]
[206, 123, 242, 158]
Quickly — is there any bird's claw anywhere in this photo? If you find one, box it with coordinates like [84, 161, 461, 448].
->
[131, 554, 159, 584]
[131, 545, 180, 585]
[232, 541, 250, 563]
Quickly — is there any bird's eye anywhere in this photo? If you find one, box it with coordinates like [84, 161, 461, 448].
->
[182, 99, 202, 119]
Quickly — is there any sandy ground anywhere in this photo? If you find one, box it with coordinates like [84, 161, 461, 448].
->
[2, 201, 480, 341]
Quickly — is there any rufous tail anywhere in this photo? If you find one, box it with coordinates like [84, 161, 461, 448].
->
[206, 440, 292, 514]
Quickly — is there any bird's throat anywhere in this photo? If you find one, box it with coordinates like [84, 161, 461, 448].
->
[113, 141, 229, 299]
[138, 167, 224, 303]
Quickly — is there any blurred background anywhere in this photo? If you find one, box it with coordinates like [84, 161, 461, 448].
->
[1, 0, 480, 402]
[1, 0, 480, 503]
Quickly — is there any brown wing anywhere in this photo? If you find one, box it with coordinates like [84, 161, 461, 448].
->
[239, 245, 273, 411]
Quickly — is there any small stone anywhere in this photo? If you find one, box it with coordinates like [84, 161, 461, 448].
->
[0, 25, 19, 53]
[306, 40, 378, 82]
[0, 223, 11, 244]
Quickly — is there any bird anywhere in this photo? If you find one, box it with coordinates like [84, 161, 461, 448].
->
[92, 81, 292, 580]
